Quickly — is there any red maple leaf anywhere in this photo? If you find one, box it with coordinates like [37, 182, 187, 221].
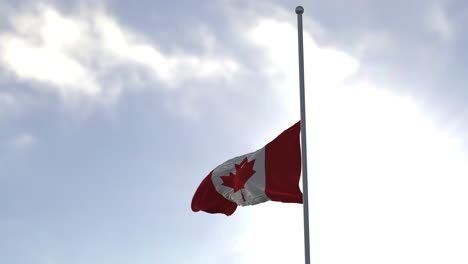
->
[221, 158, 256, 202]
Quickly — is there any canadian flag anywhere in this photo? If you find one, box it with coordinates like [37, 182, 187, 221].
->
[191, 121, 302, 216]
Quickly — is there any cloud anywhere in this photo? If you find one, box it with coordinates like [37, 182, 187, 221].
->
[91, 14, 239, 87]
[425, 3, 455, 42]
[247, 17, 358, 107]
[237, 15, 359, 144]
[12, 132, 35, 149]
[235, 78, 468, 264]
[227, 5, 468, 263]
[0, 92, 17, 115]
[0, 3, 240, 108]
[309, 82, 468, 264]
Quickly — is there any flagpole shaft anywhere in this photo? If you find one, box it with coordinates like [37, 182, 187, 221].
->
[296, 6, 311, 264]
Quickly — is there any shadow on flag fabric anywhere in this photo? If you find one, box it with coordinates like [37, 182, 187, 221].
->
[191, 121, 303, 216]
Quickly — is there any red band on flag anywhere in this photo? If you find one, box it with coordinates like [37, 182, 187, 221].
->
[265, 121, 303, 203]
[191, 171, 238, 216]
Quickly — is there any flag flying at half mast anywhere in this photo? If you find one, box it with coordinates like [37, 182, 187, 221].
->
[191, 121, 302, 216]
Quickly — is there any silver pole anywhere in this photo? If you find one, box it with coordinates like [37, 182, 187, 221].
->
[296, 5, 310, 264]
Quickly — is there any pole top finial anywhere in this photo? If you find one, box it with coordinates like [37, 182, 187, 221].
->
[295, 6, 304, 14]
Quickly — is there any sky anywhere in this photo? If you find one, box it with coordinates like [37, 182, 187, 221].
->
[0, 0, 468, 263]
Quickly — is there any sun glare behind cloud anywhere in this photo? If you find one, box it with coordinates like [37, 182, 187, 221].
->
[235, 80, 468, 264]
[235, 14, 468, 264]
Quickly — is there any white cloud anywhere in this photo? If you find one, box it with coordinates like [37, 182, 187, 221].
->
[92, 14, 239, 87]
[0, 4, 240, 107]
[353, 31, 395, 58]
[235, 79, 468, 264]
[12, 132, 35, 149]
[308, 81, 468, 264]
[233, 203, 304, 264]
[0, 92, 17, 115]
[1, 34, 100, 97]
[247, 17, 358, 108]
[425, 3, 455, 42]
[243, 16, 359, 144]
[231, 10, 468, 264]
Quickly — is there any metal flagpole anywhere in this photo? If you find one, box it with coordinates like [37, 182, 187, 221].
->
[295, 6, 311, 264]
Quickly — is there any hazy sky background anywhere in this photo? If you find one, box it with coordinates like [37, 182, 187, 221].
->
[1, 0, 468, 263]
